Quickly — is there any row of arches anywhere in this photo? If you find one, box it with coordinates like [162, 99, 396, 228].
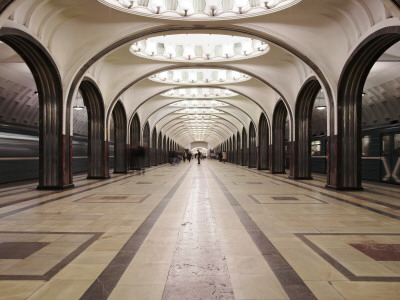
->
[1, 25, 399, 190]
[216, 80, 322, 181]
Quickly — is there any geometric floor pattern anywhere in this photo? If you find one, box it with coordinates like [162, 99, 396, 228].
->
[0, 232, 101, 280]
[0, 161, 400, 299]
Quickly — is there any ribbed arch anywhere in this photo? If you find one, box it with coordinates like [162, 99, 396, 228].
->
[258, 113, 269, 170]
[163, 135, 167, 163]
[111, 101, 128, 173]
[249, 122, 257, 168]
[291, 78, 321, 179]
[130, 113, 141, 170]
[158, 131, 163, 164]
[237, 132, 241, 165]
[333, 26, 400, 189]
[79, 78, 108, 179]
[143, 122, 150, 167]
[232, 135, 236, 164]
[151, 127, 157, 166]
[242, 128, 248, 166]
[0, 28, 66, 188]
[272, 100, 288, 174]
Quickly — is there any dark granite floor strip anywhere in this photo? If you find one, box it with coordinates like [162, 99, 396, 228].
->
[208, 166, 317, 300]
[233, 165, 400, 220]
[162, 167, 234, 299]
[79, 164, 192, 300]
[0, 165, 166, 219]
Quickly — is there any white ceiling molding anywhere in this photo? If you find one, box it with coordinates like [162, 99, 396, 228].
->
[99, 0, 301, 21]
[161, 88, 238, 98]
[130, 34, 269, 63]
[149, 69, 250, 85]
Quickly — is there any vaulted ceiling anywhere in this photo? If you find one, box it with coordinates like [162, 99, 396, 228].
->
[0, 0, 399, 147]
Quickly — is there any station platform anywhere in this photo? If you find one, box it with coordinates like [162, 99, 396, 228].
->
[0, 160, 399, 300]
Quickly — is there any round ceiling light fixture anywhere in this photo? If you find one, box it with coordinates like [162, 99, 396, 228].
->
[131, 34, 269, 63]
[99, 0, 301, 21]
[170, 100, 229, 108]
[179, 115, 220, 119]
[174, 108, 224, 114]
[161, 88, 237, 99]
[149, 69, 250, 85]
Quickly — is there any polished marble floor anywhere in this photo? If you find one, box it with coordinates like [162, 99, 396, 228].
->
[0, 161, 400, 299]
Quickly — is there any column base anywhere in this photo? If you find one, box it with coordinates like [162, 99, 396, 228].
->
[325, 184, 364, 191]
[271, 171, 286, 174]
[37, 184, 74, 190]
[113, 171, 128, 174]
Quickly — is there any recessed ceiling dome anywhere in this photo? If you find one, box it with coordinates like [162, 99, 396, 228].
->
[99, 0, 301, 21]
[170, 100, 229, 107]
[149, 69, 250, 85]
[161, 88, 238, 98]
[174, 108, 224, 114]
[131, 34, 269, 63]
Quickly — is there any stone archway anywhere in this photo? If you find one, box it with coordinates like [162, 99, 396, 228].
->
[242, 128, 248, 166]
[130, 114, 141, 170]
[291, 78, 321, 179]
[272, 101, 288, 174]
[112, 101, 128, 173]
[331, 26, 400, 189]
[237, 132, 241, 165]
[143, 122, 150, 167]
[79, 79, 108, 179]
[258, 114, 269, 170]
[0, 28, 67, 189]
[151, 128, 157, 166]
[249, 122, 257, 168]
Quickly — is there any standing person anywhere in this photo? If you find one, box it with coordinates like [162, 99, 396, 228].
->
[183, 151, 187, 162]
[188, 152, 192, 162]
[218, 151, 222, 162]
[197, 150, 201, 165]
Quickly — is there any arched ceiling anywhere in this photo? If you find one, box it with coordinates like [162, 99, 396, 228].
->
[0, 0, 399, 148]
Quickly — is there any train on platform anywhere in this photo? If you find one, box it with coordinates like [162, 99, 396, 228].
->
[0, 126, 114, 184]
[304, 123, 400, 185]
[1, 124, 399, 185]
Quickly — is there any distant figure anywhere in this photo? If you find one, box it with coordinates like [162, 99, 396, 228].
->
[197, 150, 201, 165]
[218, 151, 222, 162]
[183, 151, 187, 162]
[222, 151, 227, 163]
[188, 152, 192, 162]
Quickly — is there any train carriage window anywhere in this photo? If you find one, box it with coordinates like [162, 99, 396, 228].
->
[382, 135, 390, 156]
[311, 140, 321, 156]
[394, 134, 400, 156]
[362, 135, 371, 157]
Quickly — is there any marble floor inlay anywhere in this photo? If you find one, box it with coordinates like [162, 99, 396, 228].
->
[0, 161, 400, 299]
[0, 242, 49, 259]
[350, 243, 400, 261]
[162, 168, 234, 299]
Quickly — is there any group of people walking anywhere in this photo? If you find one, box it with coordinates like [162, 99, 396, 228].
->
[169, 149, 205, 165]
[218, 151, 228, 163]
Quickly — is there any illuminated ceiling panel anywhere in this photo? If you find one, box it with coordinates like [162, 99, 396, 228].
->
[161, 88, 237, 99]
[131, 34, 269, 63]
[99, 0, 301, 21]
[149, 69, 250, 85]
